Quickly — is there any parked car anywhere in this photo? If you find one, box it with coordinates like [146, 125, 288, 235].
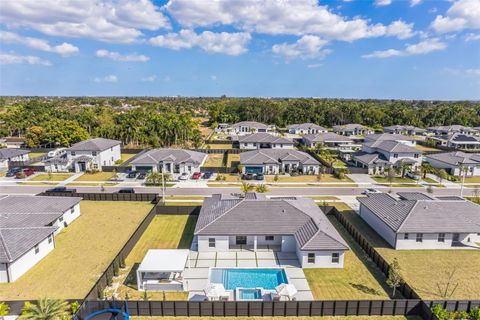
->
[242, 173, 254, 180]
[137, 171, 147, 180]
[15, 168, 35, 179]
[406, 171, 420, 180]
[178, 173, 189, 180]
[117, 188, 135, 194]
[191, 172, 202, 180]
[47, 148, 66, 158]
[127, 171, 138, 179]
[362, 188, 382, 195]
[255, 173, 264, 181]
[6, 167, 21, 177]
[46, 186, 77, 193]
[202, 171, 213, 179]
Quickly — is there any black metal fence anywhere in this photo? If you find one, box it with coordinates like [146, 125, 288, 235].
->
[38, 192, 160, 202]
[200, 166, 237, 173]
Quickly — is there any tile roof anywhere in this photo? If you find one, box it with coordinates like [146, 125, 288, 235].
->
[383, 125, 425, 133]
[195, 194, 349, 251]
[426, 151, 480, 166]
[332, 124, 369, 131]
[237, 133, 293, 144]
[68, 138, 120, 152]
[303, 132, 352, 143]
[364, 133, 414, 142]
[0, 195, 81, 214]
[230, 121, 270, 129]
[0, 227, 56, 263]
[352, 152, 389, 165]
[397, 192, 434, 200]
[0, 148, 30, 159]
[287, 123, 327, 131]
[131, 148, 207, 166]
[365, 140, 421, 153]
[240, 149, 320, 165]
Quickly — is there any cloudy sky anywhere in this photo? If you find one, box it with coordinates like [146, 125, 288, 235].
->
[0, 0, 479, 99]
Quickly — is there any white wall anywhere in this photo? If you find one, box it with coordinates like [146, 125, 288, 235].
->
[68, 144, 121, 171]
[296, 248, 345, 268]
[426, 157, 480, 176]
[239, 142, 294, 150]
[0, 263, 7, 282]
[197, 235, 229, 252]
[359, 204, 397, 248]
[51, 203, 81, 234]
[395, 232, 476, 250]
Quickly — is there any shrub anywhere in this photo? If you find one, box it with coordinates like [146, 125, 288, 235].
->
[274, 174, 279, 182]
[113, 259, 120, 277]
[69, 301, 80, 316]
[432, 304, 480, 320]
[97, 284, 105, 300]
[215, 174, 226, 181]
[106, 269, 113, 287]
[0, 302, 10, 317]
[119, 254, 126, 269]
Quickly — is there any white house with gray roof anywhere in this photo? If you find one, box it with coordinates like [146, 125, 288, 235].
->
[427, 125, 477, 136]
[130, 149, 207, 176]
[220, 121, 276, 136]
[240, 149, 320, 175]
[0, 195, 81, 282]
[287, 123, 327, 135]
[302, 132, 357, 150]
[332, 124, 373, 137]
[429, 133, 480, 150]
[358, 193, 480, 250]
[0, 149, 30, 169]
[236, 133, 294, 150]
[383, 125, 426, 136]
[425, 151, 480, 176]
[194, 193, 349, 268]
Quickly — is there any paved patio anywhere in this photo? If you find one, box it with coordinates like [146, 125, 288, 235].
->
[184, 250, 314, 301]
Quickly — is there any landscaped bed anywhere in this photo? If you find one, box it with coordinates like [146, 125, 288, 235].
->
[0, 201, 154, 300]
[331, 203, 480, 300]
[29, 173, 74, 181]
[109, 214, 198, 300]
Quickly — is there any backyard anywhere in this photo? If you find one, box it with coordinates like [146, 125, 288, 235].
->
[204, 153, 225, 167]
[120, 153, 137, 164]
[332, 203, 480, 300]
[109, 214, 198, 300]
[204, 143, 233, 149]
[0, 201, 154, 300]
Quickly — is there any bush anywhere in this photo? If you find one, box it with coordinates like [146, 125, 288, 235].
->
[215, 174, 226, 181]
[432, 304, 480, 320]
[113, 259, 120, 277]
[97, 284, 105, 300]
[0, 302, 10, 317]
[115, 159, 123, 165]
[69, 301, 80, 316]
[106, 269, 113, 287]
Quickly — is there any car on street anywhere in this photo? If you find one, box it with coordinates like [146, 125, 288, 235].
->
[117, 188, 135, 194]
[362, 188, 382, 195]
[191, 172, 202, 180]
[46, 186, 77, 193]
[178, 173, 189, 180]
[127, 171, 138, 179]
[137, 171, 147, 180]
[15, 168, 35, 179]
[6, 167, 21, 177]
[202, 171, 213, 179]
[255, 173, 264, 181]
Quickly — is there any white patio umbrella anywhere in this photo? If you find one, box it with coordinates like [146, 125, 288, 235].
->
[204, 283, 226, 299]
[275, 283, 298, 300]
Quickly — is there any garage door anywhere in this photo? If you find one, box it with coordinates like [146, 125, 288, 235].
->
[245, 166, 263, 174]
[134, 166, 154, 172]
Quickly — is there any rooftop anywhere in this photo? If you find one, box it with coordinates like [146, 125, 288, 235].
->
[68, 138, 121, 152]
[131, 148, 207, 165]
[237, 133, 293, 144]
[240, 149, 320, 165]
[303, 132, 352, 143]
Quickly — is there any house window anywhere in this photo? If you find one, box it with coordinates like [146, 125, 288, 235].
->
[188, 166, 192, 171]
[34, 245, 40, 254]
[59, 216, 64, 222]
[265, 236, 274, 241]
[253, 143, 257, 147]
[308, 253, 315, 264]
[331, 253, 340, 264]
[71, 152, 76, 156]
[48, 235, 53, 244]
[244, 143, 248, 147]
[280, 144, 283, 148]
[92, 151, 97, 156]
[414, 154, 420, 158]
[416, 233, 423, 242]
[208, 238, 216, 248]
[438, 233, 445, 242]
[393, 153, 398, 158]
[70, 207, 74, 214]
[404, 233, 409, 240]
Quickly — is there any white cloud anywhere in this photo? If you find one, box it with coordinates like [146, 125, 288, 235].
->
[466, 68, 480, 76]
[431, 0, 480, 33]
[362, 38, 447, 58]
[374, 0, 392, 7]
[149, 30, 251, 55]
[444, 67, 480, 76]
[141, 75, 157, 82]
[94, 75, 118, 83]
[307, 63, 322, 68]
[165, 0, 415, 41]
[96, 49, 149, 62]
[0, 31, 79, 56]
[385, 20, 416, 39]
[410, 0, 422, 7]
[0, 0, 170, 43]
[210, 75, 217, 81]
[272, 35, 330, 60]
[0, 52, 51, 65]
[464, 33, 480, 41]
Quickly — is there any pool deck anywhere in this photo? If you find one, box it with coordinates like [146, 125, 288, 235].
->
[184, 250, 314, 301]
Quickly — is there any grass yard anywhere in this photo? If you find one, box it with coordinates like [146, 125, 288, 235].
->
[0, 201, 153, 300]
[29, 173, 74, 181]
[415, 144, 440, 152]
[67, 182, 118, 186]
[463, 176, 480, 183]
[372, 176, 421, 187]
[204, 153, 225, 167]
[306, 196, 339, 201]
[120, 153, 137, 163]
[29, 152, 47, 158]
[333, 203, 480, 300]
[266, 174, 354, 183]
[133, 316, 421, 320]
[226, 153, 240, 167]
[75, 171, 115, 181]
[205, 143, 233, 149]
[216, 174, 242, 182]
[109, 214, 198, 300]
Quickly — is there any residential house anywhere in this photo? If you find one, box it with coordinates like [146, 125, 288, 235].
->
[332, 124, 373, 137]
[286, 123, 327, 135]
[240, 149, 321, 175]
[0, 149, 30, 169]
[302, 132, 357, 150]
[130, 149, 207, 176]
[383, 125, 426, 136]
[0, 195, 82, 282]
[194, 193, 349, 268]
[364, 133, 416, 147]
[358, 193, 480, 250]
[235, 133, 294, 150]
[425, 151, 480, 176]
[429, 133, 480, 150]
[221, 121, 276, 136]
[0, 137, 25, 148]
[427, 125, 477, 136]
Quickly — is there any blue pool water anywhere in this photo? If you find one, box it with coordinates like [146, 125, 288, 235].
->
[210, 268, 288, 290]
[238, 288, 262, 300]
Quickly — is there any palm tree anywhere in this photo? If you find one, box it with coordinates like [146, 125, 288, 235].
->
[420, 162, 433, 179]
[255, 184, 269, 193]
[240, 182, 255, 195]
[20, 298, 68, 320]
[400, 162, 411, 178]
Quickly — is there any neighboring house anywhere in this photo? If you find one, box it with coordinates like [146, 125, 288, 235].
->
[46, 138, 121, 172]
[235, 133, 294, 150]
[350, 152, 390, 175]
[0, 137, 25, 148]
[429, 133, 480, 150]
[364, 133, 416, 147]
[427, 125, 477, 136]
[130, 149, 207, 175]
[286, 123, 327, 135]
[220, 121, 276, 136]
[332, 124, 373, 137]
[194, 193, 349, 268]
[0, 148, 30, 169]
[358, 193, 480, 250]
[240, 149, 321, 175]
[383, 125, 426, 136]
[302, 132, 357, 150]
[0, 195, 82, 282]
[425, 151, 480, 176]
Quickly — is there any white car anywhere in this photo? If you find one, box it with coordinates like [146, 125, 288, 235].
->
[178, 173, 189, 180]
[362, 188, 382, 195]
[47, 147, 66, 158]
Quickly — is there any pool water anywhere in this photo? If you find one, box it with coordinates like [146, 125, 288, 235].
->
[210, 268, 288, 290]
[238, 288, 262, 300]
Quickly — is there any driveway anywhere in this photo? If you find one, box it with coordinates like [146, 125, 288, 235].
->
[347, 174, 376, 185]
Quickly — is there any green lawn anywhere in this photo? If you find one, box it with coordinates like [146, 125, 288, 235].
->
[28, 152, 47, 158]
[463, 176, 480, 183]
[120, 153, 137, 163]
[74, 171, 115, 181]
[332, 203, 480, 300]
[372, 176, 421, 187]
[204, 143, 233, 149]
[204, 153, 225, 167]
[29, 173, 74, 181]
[109, 214, 197, 300]
[266, 174, 354, 183]
[0, 201, 153, 300]
[226, 153, 240, 167]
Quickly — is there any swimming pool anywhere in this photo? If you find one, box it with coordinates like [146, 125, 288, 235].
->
[210, 268, 288, 290]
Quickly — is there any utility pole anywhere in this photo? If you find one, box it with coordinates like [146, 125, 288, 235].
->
[460, 166, 466, 198]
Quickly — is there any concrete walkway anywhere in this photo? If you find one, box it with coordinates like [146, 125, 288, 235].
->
[347, 174, 376, 185]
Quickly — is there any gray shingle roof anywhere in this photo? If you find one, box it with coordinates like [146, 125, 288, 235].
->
[332, 124, 368, 131]
[303, 132, 352, 143]
[364, 140, 421, 153]
[352, 152, 389, 165]
[0, 227, 56, 263]
[195, 194, 349, 251]
[68, 138, 120, 152]
[230, 121, 270, 130]
[0, 195, 81, 214]
[287, 123, 327, 131]
[358, 194, 480, 233]
[434, 133, 480, 144]
[131, 149, 207, 166]
[397, 192, 434, 200]
[426, 151, 480, 166]
[427, 125, 476, 133]
[383, 125, 425, 133]
[240, 149, 320, 166]
[0, 148, 30, 159]
[237, 133, 293, 144]
[365, 133, 414, 142]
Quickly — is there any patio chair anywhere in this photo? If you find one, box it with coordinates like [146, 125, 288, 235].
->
[219, 294, 229, 301]
[271, 293, 281, 302]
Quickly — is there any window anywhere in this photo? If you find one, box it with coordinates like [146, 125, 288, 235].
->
[59, 216, 64, 222]
[70, 207, 74, 214]
[404, 233, 409, 240]
[414, 154, 420, 158]
[393, 153, 398, 158]
[92, 151, 97, 156]
[253, 143, 257, 147]
[308, 253, 315, 264]
[438, 233, 445, 242]
[71, 151, 76, 156]
[416, 233, 423, 242]
[265, 236, 274, 241]
[331, 253, 340, 264]
[48, 235, 53, 244]
[34, 245, 39, 254]
[244, 143, 248, 147]
[208, 238, 216, 248]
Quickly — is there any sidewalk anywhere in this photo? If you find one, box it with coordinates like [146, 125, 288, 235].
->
[425, 173, 460, 189]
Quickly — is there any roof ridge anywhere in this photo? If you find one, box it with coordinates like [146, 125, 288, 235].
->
[195, 198, 245, 233]
[396, 199, 420, 232]
[0, 229, 12, 261]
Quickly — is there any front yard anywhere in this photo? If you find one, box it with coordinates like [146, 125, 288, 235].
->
[0, 201, 154, 300]
[372, 176, 420, 187]
[29, 173, 74, 181]
[266, 174, 354, 183]
[109, 214, 198, 300]
[333, 203, 480, 300]
[75, 171, 115, 181]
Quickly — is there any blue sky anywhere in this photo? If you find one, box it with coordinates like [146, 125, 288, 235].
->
[0, 0, 479, 99]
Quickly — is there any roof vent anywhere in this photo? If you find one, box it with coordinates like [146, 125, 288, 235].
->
[282, 209, 286, 213]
